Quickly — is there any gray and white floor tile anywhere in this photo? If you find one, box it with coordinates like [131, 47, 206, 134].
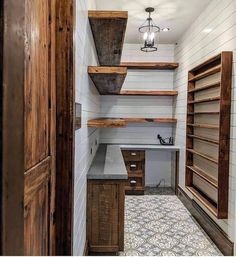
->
[119, 195, 222, 256]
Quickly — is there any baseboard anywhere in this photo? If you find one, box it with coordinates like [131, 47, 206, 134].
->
[177, 186, 234, 256]
[83, 240, 88, 256]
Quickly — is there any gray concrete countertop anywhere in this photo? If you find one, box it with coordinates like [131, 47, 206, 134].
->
[87, 144, 180, 180]
[87, 144, 128, 180]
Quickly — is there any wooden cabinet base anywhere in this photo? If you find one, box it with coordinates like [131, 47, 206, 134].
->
[87, 180, 126, 254]
[125, 187, 144, 195]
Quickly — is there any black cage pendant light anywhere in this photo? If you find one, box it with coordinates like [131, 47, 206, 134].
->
[139, 7, 160, 52]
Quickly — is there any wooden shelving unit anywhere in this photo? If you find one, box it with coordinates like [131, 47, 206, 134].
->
[185, 52, 233, 219]
[88, 118, 177, 128]
[88, 11, 128, 66]
[87, 10, 179, 129]
[88, 66, 127, 94]
[120, 62, 179, 70]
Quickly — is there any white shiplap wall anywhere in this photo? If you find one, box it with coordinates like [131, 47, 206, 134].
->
[100, 44, 176, 144]
[74, 0, 100, 255]
[173, 0, 236, 245]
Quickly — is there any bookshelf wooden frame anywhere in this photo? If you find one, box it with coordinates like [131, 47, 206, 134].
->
[185, 52, 233, 219]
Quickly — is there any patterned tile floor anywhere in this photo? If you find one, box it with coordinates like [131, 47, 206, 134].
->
[119, 191, 222, 256]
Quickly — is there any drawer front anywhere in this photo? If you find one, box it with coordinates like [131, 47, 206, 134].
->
[122, 150, 145, 161]
[126, 177, 143, 187]
[126, 161, 143, 172]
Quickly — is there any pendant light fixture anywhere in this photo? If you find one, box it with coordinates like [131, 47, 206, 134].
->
[139, 7, 160, 52]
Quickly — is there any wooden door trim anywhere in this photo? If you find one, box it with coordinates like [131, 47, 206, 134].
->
[55, 0, 75, 255]
[1, 0, 25, 255]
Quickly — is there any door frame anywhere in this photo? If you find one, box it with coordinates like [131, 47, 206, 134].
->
[1, 0, 25, 255]
[1, 0, 75, 255]
[55, 0, 75, 255]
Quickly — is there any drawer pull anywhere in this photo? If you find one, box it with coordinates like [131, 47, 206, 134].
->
[130, 164, 137, 168]
[131, 152, 137, 156]
[130, 180, 137, 185]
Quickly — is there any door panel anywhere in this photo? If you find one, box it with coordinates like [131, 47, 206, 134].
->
[24, 159, 50, 255]
[24, 0, 55, 255]
[24, 0, 49, 170]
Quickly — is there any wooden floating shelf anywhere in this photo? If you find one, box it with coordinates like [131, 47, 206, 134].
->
[189, 65, 221, 82]
[188, 82, 220, 93]
[87, 118, 126, 128]
[188, 96, 220, 104]
[118, 90, 178, 96]
[187, 148, 218, 164]
[186, 186, 218, 217]
[88, 118, 177, 128]
[187, 166, 218, 188]
[120, 62, 179, 70]
[188, 111, 220, 115]
[88, 66, 127, 95]
[88, 11, 128, 66]
[187, 123, 219, 129]
[187, 134, 219, 145]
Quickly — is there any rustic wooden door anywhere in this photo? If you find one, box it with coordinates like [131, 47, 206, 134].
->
[24, 0, 56, 255]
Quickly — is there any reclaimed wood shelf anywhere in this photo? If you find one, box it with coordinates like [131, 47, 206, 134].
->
[187, 134, 219, 145]
[188, 96, 220, 104]
[186, 166, 218, 188]
[87, 118, 126, 128]
[186, 149, 218, 164]
[188, 65, 221, 82]
[186, 52, 233, 219]
[88, 66, 127, 94]
[120, 62, 179, 70]
[88, 11, 128, 66]
[188, 82, 220, 93]
[187, 123, 219, 129]
[186, 186, 218, 217]
[188, 111, 220, 115]
[119, 90, 178, 96]
[88, 118, 177, 128]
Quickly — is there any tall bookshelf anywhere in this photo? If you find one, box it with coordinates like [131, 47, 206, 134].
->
[185, 52, 233, 219]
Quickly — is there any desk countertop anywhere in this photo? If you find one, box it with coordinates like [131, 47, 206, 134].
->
[87, 144, 128, 180]
[119, 144, 180, 151]
[87, 144, 180, 180]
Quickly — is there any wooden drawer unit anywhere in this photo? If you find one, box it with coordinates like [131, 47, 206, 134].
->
[122, 150, 145, 195]
[122, 150, 145, 162]
[87, 180, 125, 254]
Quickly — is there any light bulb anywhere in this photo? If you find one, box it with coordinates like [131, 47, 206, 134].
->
[150, 32, 155, 40]
[143, 32, 148, 40]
